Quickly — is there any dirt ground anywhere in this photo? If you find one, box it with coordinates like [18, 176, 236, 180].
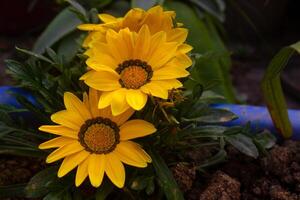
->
[175, 140, 300, 200]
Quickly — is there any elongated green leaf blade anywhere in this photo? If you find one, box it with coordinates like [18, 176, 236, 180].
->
[149, 149, 184, 200]
[261, 41, 300, 138]
[131, 0, 157, 9]
[0, 184, 26, 198]
[33, 7, 82, 54]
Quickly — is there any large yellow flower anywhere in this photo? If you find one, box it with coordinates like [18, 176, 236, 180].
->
[80, 25, 192, 115]
[78, 5, 190, 50]
[38, 89, 156, 188]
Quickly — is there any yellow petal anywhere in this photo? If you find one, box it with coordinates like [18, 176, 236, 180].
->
[117, 141, 151, 163]
[152, 66, 189, 80]
[110, 108, 135, 126]
[173, 53, 193, 69]
[89, 45, 118, 68]
[141, 82, 169, 99]
[46, 141, 84, 163]
[177, 44, 193, 54]
[154, 79, 183, 90]
[106, 29, 128, 64]
[98, 91, 114, 109]
[167, 28, 188, 44]
[58, 150, 90, 178]
[148, 42, 178, 69]
[114, 141, 148, 168]
[126, 89, 147, 111]
[86, 58, 118, 74]
[39, 137, 75, 149]
[77, 24, 103, 31]
[120, 28, 134, 58]
[88, 88, 101, 117]
[104, 153, 125, 188]
[111, 89, 130, 116]
[39, 125, 78, 139]
[51, 110, 83, 130]
[76, 156, 89, 187]
[64, 92, 91, 121]
[88, 154, 105, 187]
[120, 119, 156, 140]
[81, 70, 121, 92]
[83, 92, 90, 111]
[145, 31, 166, 60]
[133, 25, 151, 60]
[98, 14, 118, 23]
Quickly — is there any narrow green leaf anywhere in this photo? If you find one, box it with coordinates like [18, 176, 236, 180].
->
[189, 0, 225, 22]
[148, 149, 184, 200]
[0, 184, 26, 198]
[33, 7, 82, 54]
[66, 0, 87, 17]
[95, 181, 113, 200]
[25, 167, 59, 198]
[261, 41, 300, 138]
[57, 31, 84, 64]
[0, 145, 45, 157]
[182, 108, 237, 123]
[43, 190, 72, 200]
[131, 0, 157, 9]
[199, 149, 227, 168]
[226, 134, 259, 158]
[16, 47, 54, 64]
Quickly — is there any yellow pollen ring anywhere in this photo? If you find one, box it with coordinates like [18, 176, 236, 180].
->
[78, 118, 120, 154]
[120, 66, 148, 89]
[116, 59, 153, 89]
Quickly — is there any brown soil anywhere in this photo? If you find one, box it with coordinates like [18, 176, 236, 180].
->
[179, 141, 300, 200]
[0, 156, 44, 186]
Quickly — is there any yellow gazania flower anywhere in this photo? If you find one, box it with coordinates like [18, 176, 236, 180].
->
[80, 25, 192, 115]
[78, 5, 192, 53]
[38, 89, 156, 188]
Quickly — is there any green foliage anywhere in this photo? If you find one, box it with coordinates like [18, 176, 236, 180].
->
[33, 7, 83, 54]
[261, 41, 300, 138]
[131, 0, 157, 9]
[188, 0, 226, 22]
[149, 149, 184, 200]
[0, 184, 27, 198]
[165, 1, 236, 102]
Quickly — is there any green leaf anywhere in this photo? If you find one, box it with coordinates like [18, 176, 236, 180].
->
[198, 149, 227, 168]
[148, 149, 184, 200]
[145, 178, 155, 195]
[130, 176, 149, 191]
[95, 181, 113, 200]
[181, 125, 227, 139]
[57, 31, 84, 64]
[131, 0, 157, 9]
[66, 0, 87, 18]
[16, 47, 54, 64]
[0, 184, 26, 198]
[0, 145, 45, 157]
[182, 108, 237, 123]
[25, 166, 59, 198]
[261, 41, 300, 138]
[226, 134, 259, 158]
[189, 0, 225, 22]
[33, 7, 82, 54]
[43, 190, 72, 200]
[254, 130, 276, 150]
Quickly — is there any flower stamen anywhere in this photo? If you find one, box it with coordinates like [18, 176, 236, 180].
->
[116, 59, 153, 89]
[78, 117, 120, 154]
